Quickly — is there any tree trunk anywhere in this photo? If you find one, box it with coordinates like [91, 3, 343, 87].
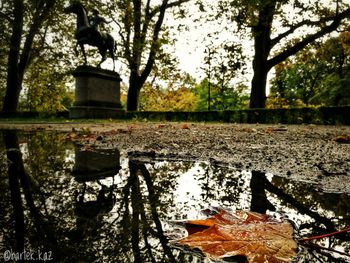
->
[251, 3, 350, 109]
[127, 73, 143, 111]
[3, 0, 55, 114]
[127, 85, 141, 111]
[3, 0, 24, 114]
[250, 61, 269, 108]
[249, 0, 276, 109]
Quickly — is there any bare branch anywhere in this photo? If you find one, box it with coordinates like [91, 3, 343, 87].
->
[141, 0, 169, 84]
[149, 0, 191, 19]
[0, 11, 13, 22]
[271, 16, 337, 48]
[268, 8, 350, 70]
[131, 0, 142, 72]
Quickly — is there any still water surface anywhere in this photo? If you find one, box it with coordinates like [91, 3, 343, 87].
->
[0, 130, 349, 262]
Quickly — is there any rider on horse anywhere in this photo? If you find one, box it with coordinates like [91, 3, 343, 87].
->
[89, 9, 109, 42]
[64, 2, 116, 69]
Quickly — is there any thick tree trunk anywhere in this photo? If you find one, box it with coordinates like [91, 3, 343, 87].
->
[250, 65, 269, 108]
[250, 2, 350, 109]
[249, 0, 276, 109]
[126, 74, 143, 111]
[3, 0, 55, 114]
[3, 0, 24, 114]
[127, 86, 141, 111]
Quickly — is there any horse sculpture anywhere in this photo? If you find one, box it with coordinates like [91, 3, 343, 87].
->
[64, 2, 116, 70]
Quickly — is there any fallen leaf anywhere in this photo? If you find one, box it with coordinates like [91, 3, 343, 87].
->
[334, 135, 350, 143]
[181, 124, 190, 129]
[66, 132, 77, 140]
[242, 128, 253, 133]
[171, 208, 297, 263]
[116, 128, 131, 134]
[266, 126, 288, 133]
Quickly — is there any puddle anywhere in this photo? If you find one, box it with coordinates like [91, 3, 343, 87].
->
[0, 130, 349, 262]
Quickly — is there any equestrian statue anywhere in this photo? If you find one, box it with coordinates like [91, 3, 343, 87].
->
[64, 2, 116, 70]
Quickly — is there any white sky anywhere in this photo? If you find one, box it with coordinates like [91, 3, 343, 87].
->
[164, 1, 259, 89]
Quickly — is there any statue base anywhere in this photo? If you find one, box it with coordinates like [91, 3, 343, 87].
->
[69, 106, 125, 119]
[69, 65, 125, 119]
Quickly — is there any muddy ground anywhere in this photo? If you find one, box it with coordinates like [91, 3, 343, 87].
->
[0, 121, 349, 193]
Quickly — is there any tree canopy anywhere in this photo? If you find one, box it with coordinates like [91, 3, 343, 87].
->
[268, 32, 350, 108]
[0, 0, 349, 113]
[217, 0, 350, 108]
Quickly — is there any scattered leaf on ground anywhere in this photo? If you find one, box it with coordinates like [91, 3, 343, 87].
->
[334, 135, 350, 143]
[181, 124, 190, 129]
[116, 128, 131, 134]
[66, 132, 77, 140]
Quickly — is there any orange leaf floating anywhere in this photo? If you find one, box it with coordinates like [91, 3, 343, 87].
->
[172, 208, 297, 263]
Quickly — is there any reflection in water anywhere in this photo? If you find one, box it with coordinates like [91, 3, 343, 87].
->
[71, 183, 116, 242]
[250, 171, 276, 214]
[72, 145, 121, 182]
[0, 130, 349, 262]
[70, 145, 119, 242]
[4, 131, 25, 254]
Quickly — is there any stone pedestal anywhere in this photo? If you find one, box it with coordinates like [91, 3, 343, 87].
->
[70, 65, 125, 118]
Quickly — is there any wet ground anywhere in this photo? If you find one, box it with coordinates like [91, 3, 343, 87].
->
[0, 121, 349, 192]
[0, 127, 349, 262]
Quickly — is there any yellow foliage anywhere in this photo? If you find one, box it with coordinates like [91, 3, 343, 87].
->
[139, 86, 200, 111]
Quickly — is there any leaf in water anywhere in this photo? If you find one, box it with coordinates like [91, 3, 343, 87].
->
[171, 208, 297, 263]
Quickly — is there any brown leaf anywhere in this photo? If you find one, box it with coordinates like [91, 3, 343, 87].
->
[66, 132, 77, 140]
[181, 123, 190, 129]
[335, 135, 350, 143]
[172, 209, 297, 263]
[116, 128, 132, 134]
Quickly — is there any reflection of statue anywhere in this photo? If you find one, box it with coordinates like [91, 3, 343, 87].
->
[72, 146, 121, 183]
[64, 2, 116, 69]
[69, 146, 119, 241]
[71, 183, 116, 241]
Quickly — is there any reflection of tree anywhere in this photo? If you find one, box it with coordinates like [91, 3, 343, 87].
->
[272, 176, 350, 221]
[3, 131, 68, 260]
[249, 172, 338, 231]
[250, 171, 275, 214]
[250, 172, 350, 262]
[114, 160, 177, 262]
[1, 131, 193, 262]
[197, 161, 248, 208]
[4, 131, 25, 253]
